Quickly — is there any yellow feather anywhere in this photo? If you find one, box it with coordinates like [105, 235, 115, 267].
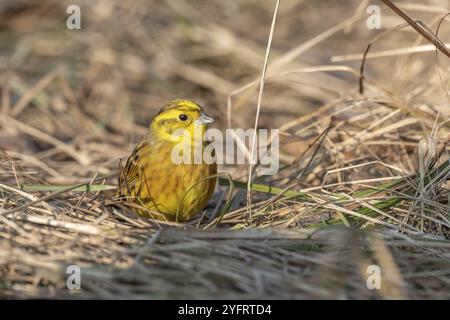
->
[117, 100, 217, 222]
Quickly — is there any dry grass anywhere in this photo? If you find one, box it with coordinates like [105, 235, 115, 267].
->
[0, 0, 449, 299]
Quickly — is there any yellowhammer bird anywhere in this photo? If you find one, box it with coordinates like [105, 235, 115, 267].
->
[116, 99, 217, 222]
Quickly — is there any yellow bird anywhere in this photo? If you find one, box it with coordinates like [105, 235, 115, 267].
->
[116, 99, 217, 222]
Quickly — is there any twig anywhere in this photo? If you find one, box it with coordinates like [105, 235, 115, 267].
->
[247, 0, 280, 216]
[380, 0, 450, 58]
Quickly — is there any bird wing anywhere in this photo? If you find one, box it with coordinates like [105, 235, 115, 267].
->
[117, 140, 148, 197]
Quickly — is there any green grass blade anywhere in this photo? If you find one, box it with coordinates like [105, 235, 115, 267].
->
[21, 184, 116, 192]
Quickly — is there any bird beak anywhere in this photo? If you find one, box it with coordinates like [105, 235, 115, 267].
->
[194, 112, 214, 125]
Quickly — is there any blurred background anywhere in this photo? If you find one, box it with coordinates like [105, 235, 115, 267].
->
[1, 0, 448, 186]
[0, 0, 449, 299]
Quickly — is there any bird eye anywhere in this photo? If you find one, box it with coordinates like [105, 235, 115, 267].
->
[179, 114, 188, 121]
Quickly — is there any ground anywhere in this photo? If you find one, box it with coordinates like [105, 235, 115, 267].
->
[0, 0, 449, 299]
